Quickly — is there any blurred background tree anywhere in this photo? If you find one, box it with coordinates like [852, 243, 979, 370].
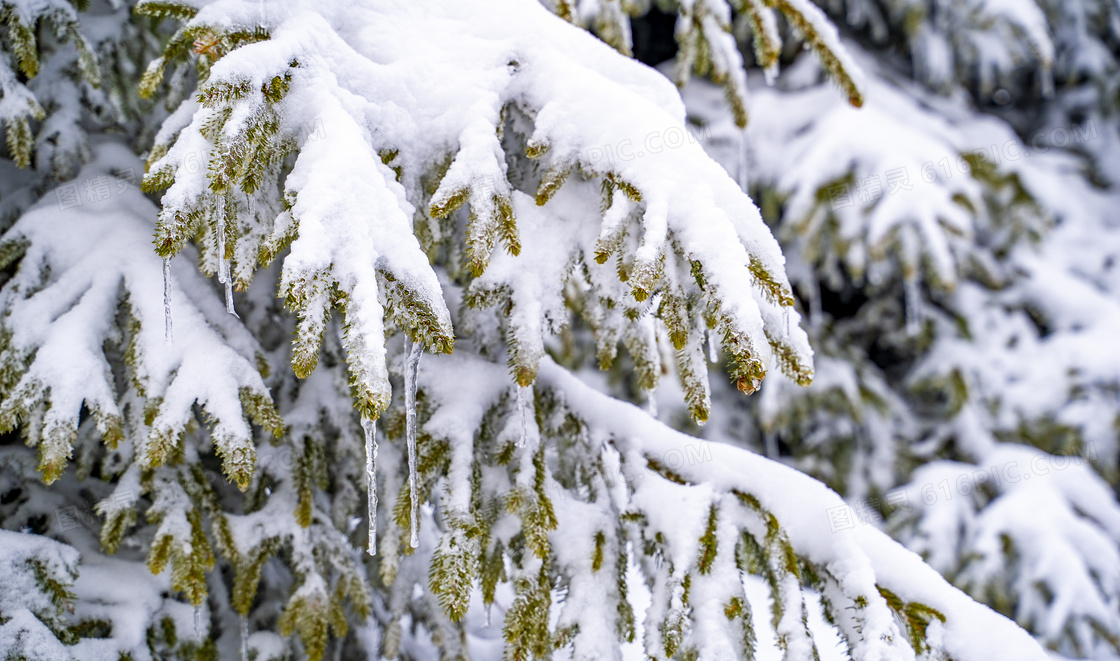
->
[581, 1, 1120, 657]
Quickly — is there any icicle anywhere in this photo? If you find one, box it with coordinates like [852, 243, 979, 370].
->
[216, 197, 239, 318]
[163, 256, 173, 345]
[240, 615, 249, 661]
[485, 603, 492, 628]
[216, 198, 227, 286]
[194, 604, 203, 640]
[784, 306, 790, 337]
[362, 417, 379, 556]
[516, 385, 531, 448]
[223, 279, 238, 317]
[707, 328, 719, 363]
[646, 391, 658, 418]
[904, 276, 922, 337]
[405, 339, 422, 549]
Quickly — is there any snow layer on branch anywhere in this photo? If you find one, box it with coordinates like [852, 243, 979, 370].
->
[69, 551, 191, 657]
[0, 444, 247, 659]
[0, 530, 79, 659]
[142, 0, 813, 418]
[361, 347, 1046, 660]
[0, 142, 277, 488]
[528, 356, 1049, 661]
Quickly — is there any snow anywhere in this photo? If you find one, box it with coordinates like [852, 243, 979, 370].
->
[675, 23, 1120, 656]
[0, 530, 79, 660]
[1, 142, 275, 488]
[146, 0, 811, 425]
[5, 0, 1116, 658]
[534, 355, 1050, 661]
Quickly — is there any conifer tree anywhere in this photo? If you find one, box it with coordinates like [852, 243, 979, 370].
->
[0, 0, 1085, 660]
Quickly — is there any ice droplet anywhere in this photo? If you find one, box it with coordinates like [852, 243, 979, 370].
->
[363, 417, 379, 556]
[405, 339, 422, 549]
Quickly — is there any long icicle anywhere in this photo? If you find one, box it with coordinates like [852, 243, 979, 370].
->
[216, 196, 238, 318]
[405, 339, 423, 548]
[239, 614, 249, 661]
[516, 385, 530, 448]
[216, 196, 227, 287]
[362, 417, 379, 556]
[163, 256, 173, 346]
